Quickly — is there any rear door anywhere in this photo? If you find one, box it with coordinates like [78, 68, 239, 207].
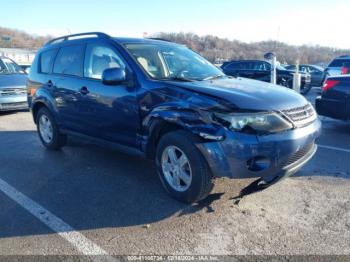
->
[51, 44, 86, 132]
[308, 66, 324, 86]
[236, 61, 256, 79]
[253, 61, 271, 82]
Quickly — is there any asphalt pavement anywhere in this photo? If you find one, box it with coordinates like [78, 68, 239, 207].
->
[0, 87, 349, 258]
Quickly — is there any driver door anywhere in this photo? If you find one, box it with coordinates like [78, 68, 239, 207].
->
[76, 43, 140, 147]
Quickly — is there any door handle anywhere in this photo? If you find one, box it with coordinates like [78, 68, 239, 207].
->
[79, 86, 89, 95]
[47, 80, 53, 88]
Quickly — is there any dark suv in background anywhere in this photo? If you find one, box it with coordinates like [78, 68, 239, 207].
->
[27, 33, 321, 203]
[221, 60, 312, 94]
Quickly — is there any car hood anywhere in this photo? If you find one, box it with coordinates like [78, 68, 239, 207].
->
[279, 69, 308, 76]
[0, 74, 27, 89]
[172, 77, 308, 111]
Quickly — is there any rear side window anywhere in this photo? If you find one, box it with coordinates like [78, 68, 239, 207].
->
[329, 59, 350, 67]
[40, 49, 57, 74]
[53, 45, 84, 77]
[254, 61, 271, 71]
[241, 62, 256, 70]
[225, 62, 241, 70]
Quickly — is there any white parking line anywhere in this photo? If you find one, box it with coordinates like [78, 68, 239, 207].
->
[319, 144, 350, 153]
[0, 178, 115, 261]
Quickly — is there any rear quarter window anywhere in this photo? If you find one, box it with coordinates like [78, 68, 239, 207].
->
[53, 45, 85, 77]
[225, 62, 241, 70]
[40, 49, 58, 74]
[329, 59, 350, 67]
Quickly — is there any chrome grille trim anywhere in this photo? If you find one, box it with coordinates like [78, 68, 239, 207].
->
[0, 88, 27, 97]
[281, 103, 317, 127]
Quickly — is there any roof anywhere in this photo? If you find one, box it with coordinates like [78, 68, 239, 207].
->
[42, 32, 177, 49]
[336, 55, 350, 59]
[113, 37, 175, 45]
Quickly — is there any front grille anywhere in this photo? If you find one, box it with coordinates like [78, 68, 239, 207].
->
[283, 143, 315, 168]
[282, 103, 317, 127]
[0, 88, 27, 97]
[0, 102, 28, 110]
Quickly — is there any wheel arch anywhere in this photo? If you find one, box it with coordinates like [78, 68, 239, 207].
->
[142, 108, 225, 159]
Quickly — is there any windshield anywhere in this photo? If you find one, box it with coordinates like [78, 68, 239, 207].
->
[0, 58, 24, 74]
[125, 43, 224, 81]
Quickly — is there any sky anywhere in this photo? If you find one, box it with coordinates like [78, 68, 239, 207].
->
[1, 0, 349, 48]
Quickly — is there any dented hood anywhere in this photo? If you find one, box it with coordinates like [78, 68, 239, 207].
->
[172, 77, 308, 111]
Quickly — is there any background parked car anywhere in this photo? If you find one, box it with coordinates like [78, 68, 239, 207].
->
[0, 57, 28, 111]
[221, 60, 312, 94]
[19, 64, 31, 74]
[285, 64, 325, 87]
[324, 55, 350, 79]
[316, 75, 350, 121]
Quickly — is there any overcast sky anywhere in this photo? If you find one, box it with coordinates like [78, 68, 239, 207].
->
[2, 0, 349, 48]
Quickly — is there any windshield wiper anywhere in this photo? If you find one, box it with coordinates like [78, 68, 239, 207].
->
[202, 74, 226, 81]
[160, 76, 194, 82]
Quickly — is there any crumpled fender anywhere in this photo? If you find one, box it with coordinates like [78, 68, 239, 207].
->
[140, 101, 228, 155]
[142, 101, 226, 139]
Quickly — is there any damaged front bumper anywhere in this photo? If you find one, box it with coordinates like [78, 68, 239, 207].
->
[196, 119, 321, 181]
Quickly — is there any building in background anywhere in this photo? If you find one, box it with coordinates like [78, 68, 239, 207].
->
[0, 48, 36, 65]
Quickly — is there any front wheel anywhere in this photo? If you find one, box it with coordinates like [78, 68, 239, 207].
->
[156, 130, 214, 203]
[36, 107, 67, 150]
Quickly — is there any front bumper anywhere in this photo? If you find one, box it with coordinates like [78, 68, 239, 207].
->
[0, 95, 28, 111]
[196, 119, 321, 180]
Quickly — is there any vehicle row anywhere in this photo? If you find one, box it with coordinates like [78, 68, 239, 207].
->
[221, 60, 313, 94]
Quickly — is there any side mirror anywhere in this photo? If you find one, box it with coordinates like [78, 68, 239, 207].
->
[102, 68, 126, 86]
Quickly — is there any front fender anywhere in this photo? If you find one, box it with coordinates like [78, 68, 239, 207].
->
[141, 102, 227, 154]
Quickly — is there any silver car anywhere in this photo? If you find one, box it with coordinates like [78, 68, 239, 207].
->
[0, 57, 28, 111]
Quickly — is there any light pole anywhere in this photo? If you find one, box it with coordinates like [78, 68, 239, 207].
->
[264, 52, 277, 85]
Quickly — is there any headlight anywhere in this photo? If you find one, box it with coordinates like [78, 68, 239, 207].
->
[214, 112, 293, 134]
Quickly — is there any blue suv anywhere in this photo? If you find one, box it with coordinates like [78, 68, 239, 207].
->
[27, 32, 321, 203]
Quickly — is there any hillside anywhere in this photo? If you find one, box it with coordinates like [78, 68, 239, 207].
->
[0, 27, 52, 49]
[153, 32, 350, 65]
[1, 27, 349, 64]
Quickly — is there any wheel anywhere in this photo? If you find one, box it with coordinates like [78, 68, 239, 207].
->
[156, 130, 214, 203]
[36, 107, 67, 150]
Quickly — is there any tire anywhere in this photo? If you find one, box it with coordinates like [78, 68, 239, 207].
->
[156, 130, 214, 203]
[36, 107, 67, 150]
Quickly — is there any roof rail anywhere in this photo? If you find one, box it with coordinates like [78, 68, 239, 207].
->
[44, 32, 112, 46]
[147, 37, 173, 43]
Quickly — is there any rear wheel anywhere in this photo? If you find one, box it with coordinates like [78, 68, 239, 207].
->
[156, 130, 214, 203]
[36, 107, 66, 150]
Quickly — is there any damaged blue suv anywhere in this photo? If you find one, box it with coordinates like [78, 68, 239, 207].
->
[27, 33, 321, 203]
